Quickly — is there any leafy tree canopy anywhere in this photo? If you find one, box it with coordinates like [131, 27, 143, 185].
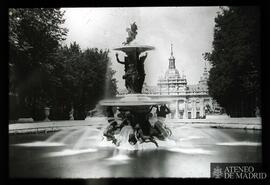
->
[204, 6, 260, 117]
[9, 9, 117, 121]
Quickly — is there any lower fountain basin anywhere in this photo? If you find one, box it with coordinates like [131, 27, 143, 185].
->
[99, 94, 169, 107]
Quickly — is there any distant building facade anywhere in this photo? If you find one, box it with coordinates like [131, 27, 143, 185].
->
[117, 44, 221, 119]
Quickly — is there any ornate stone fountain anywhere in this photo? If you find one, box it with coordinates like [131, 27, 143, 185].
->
[100, 22, 171, 148]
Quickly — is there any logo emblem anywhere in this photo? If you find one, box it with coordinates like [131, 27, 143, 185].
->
[212, 166, 223, 178]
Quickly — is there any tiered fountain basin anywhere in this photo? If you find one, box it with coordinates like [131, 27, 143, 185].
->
[100, 94, 169, 107]
[114, 43, 155, 53]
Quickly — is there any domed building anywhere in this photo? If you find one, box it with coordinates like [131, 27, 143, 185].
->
[117, 44, 221, 119]
[157, 44, 187, 95]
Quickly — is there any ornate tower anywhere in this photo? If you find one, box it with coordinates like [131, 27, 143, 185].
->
[199, 61, 209, 86]
[169, 44, 176, 69]
[158, 44, 187, 95]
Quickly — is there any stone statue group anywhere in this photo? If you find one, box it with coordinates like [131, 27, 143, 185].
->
[115, 22, 149, 93]
[103, 104, 172, 147]
[116, 52, 147, 93]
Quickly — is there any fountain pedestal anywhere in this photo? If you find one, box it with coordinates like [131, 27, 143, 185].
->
[114, 43, 154, 93]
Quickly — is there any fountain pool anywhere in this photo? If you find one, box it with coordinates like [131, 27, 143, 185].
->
[9, 123, 261, 178]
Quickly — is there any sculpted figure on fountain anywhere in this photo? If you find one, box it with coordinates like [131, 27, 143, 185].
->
[122, 64, 140, 93]
[116, 53, 130, 73]
[122, 22, 138, 45]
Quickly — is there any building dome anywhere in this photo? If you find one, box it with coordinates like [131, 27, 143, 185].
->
[165, 68, 180, 79]
[157, 44, 188, 96]
[164, 44, 181, 79]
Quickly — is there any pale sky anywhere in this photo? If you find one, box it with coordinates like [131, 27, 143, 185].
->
[61, 7, 219, 89]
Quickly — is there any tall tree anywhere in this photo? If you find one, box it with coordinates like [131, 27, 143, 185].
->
[9, 9, 117, 121]
[48, 42, 117, 120]
[9, 8, 68, 119]
[204, 6, 260, 117]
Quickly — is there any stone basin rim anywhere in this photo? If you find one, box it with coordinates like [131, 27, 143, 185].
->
[113, 45, 155, 53]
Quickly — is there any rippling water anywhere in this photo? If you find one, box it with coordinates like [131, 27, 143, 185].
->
[9, 124, 261, 178]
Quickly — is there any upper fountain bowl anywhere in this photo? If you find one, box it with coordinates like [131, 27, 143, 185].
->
[114, 42, 155, 54]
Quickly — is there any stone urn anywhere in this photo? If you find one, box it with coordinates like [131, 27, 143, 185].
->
[69, 107, 74, 120]
[44, 107, 51, 122]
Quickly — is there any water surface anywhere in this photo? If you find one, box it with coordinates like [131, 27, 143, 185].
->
[9, 124, 261, 178]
